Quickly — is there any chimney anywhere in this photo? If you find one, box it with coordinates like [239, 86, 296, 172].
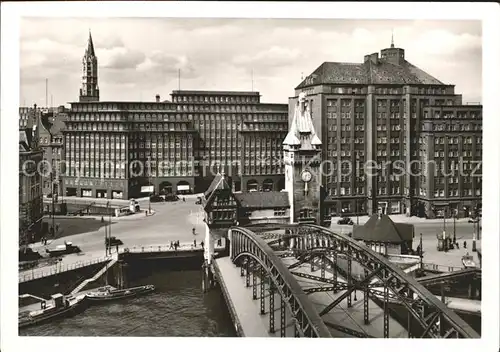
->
[155, 94, 160, 103]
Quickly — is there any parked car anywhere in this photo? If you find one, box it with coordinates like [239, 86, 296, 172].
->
[19, 246, 43, 262]
[46, 242, 81, 257]
[150, 195, 165, 203]
[337, 217, 354, 225]
[164, 194, 180, 202]
[468, 218, 480, 223]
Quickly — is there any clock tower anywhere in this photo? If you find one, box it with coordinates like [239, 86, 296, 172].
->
[283, 92, 322, 224]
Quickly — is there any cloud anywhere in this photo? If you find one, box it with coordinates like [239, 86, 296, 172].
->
[100, 47, 146, 69]
[233, 46, 304, 68]
[19, 18, 482, 106]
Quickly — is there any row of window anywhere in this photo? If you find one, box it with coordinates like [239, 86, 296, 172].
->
[432, 189, 482, 197]
[172, 95, 259, 104]
[433, 137, 481, 144]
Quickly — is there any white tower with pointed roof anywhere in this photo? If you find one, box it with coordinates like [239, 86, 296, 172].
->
[283, 92, 322, 224]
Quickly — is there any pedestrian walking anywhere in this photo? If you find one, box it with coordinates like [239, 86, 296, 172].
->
[194, 239, 197, 247]
[201, 241, 204, 249]
[463, 240, 467, 249]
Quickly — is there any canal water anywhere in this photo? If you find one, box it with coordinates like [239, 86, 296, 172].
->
[19, 267, 236, 337]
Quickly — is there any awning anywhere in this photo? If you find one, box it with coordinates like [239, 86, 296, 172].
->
[177, 185, 190, 191]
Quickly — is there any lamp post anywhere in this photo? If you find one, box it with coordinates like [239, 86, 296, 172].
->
[148, 156, 152, 215]
[106, 201, 110, 256]
[108, 201, 112, 255]
[453, 208, 457, 245]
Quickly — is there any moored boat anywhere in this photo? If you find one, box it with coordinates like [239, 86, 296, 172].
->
[461, 253, 476, 268]
[19, 293, 87, 329]
[86, 284, 155, 302]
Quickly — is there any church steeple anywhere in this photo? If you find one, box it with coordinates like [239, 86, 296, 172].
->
[391, 29, 394, 48]
[86, 30, 95, 57]
[79, 30, 99, 102]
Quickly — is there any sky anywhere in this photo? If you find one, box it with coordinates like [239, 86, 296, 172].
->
[20, 18, 482, 107]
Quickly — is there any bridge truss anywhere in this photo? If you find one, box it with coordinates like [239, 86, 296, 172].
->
[229, 224, 479, 339]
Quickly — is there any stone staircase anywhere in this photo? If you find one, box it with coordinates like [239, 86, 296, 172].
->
[70, 254, 117, 295]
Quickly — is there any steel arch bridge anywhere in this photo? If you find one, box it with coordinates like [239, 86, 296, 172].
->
[228, 224, 479, 338]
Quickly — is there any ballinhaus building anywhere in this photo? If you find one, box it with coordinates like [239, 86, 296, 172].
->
[293, 39, 482, 220]
[61, 33, 287, 200]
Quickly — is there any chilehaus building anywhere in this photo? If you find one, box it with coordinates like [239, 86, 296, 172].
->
[61, 32, 288, 200]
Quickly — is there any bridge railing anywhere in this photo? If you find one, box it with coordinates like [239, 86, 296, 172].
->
[118, 240, 226, 254]
[230, 227, 332, 338]
[19, 257, 110, 283]
[422, 262, 464, 272]
[273, 223, 479, 338]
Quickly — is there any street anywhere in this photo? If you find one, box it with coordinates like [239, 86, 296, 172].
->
[23, 199, 206, 278]
[23, 201, 482, 278]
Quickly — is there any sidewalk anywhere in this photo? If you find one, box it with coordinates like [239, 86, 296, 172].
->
[44, 209, 156, 222]
[331, 214, 472, 225]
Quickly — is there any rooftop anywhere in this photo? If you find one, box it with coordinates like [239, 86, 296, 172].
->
[204, 173, 232, 203]
[353, 214, 414, 243]
[296, 46, 444, 89]
[234, 191, 289, 209]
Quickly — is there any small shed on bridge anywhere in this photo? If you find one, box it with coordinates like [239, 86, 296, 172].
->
[352, 214, 414, 255]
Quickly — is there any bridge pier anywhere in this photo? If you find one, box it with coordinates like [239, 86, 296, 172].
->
[112, 260, 128, 289]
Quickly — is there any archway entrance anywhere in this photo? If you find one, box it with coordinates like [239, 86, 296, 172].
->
[262, 179, 274, 192]
[160, 182, 173, 195]
[247, 179, 258, 192]
[177, 180, 191, 195]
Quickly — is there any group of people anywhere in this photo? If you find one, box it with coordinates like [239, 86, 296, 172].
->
[169, 240, 181, 250]
[192, 238, 205, 249]
[168, 239, 205, 250]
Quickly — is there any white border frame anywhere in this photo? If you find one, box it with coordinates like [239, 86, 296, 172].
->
[2, 2, 499, 351]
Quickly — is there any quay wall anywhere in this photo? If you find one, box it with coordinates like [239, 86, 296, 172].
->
[19, 262, 108, 299]
[211, 259, 244, 337]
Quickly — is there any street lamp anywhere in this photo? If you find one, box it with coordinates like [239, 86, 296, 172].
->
[453, 208, 457, 245]
[106, 201, 110, 256]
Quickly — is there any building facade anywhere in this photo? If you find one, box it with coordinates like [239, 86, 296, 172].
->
[171, 90, 287, 193]
[60, 33, 287, 199]
[419, 104, 482, 218]
[203, 173, 290, 229]
[293, 40, 482, 220]
[20, 106, 69, 197]
[19, 108, 43, 244]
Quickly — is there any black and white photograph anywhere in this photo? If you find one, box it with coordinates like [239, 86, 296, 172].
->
[1, 1, 499, 351]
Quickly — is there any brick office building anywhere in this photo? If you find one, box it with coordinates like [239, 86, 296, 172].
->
[60, 33, 287, 199]
[19, 109, 43, 243]
[170, 90, 287, 193]
[292, 39, 482, 220]
[419, 104, 482, 218]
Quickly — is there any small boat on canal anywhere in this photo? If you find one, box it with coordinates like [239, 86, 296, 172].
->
[19, 293, 87, 329]
[461, 253, 477, 269]
[85, 284, 155, 302]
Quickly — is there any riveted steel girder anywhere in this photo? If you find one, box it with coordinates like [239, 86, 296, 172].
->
[230, 224, 479, 339]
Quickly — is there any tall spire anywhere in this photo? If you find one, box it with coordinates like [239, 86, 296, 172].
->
[391, 29, 394, 48]
[87, 29, 95, 57]
[80, 30, 99, 102]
